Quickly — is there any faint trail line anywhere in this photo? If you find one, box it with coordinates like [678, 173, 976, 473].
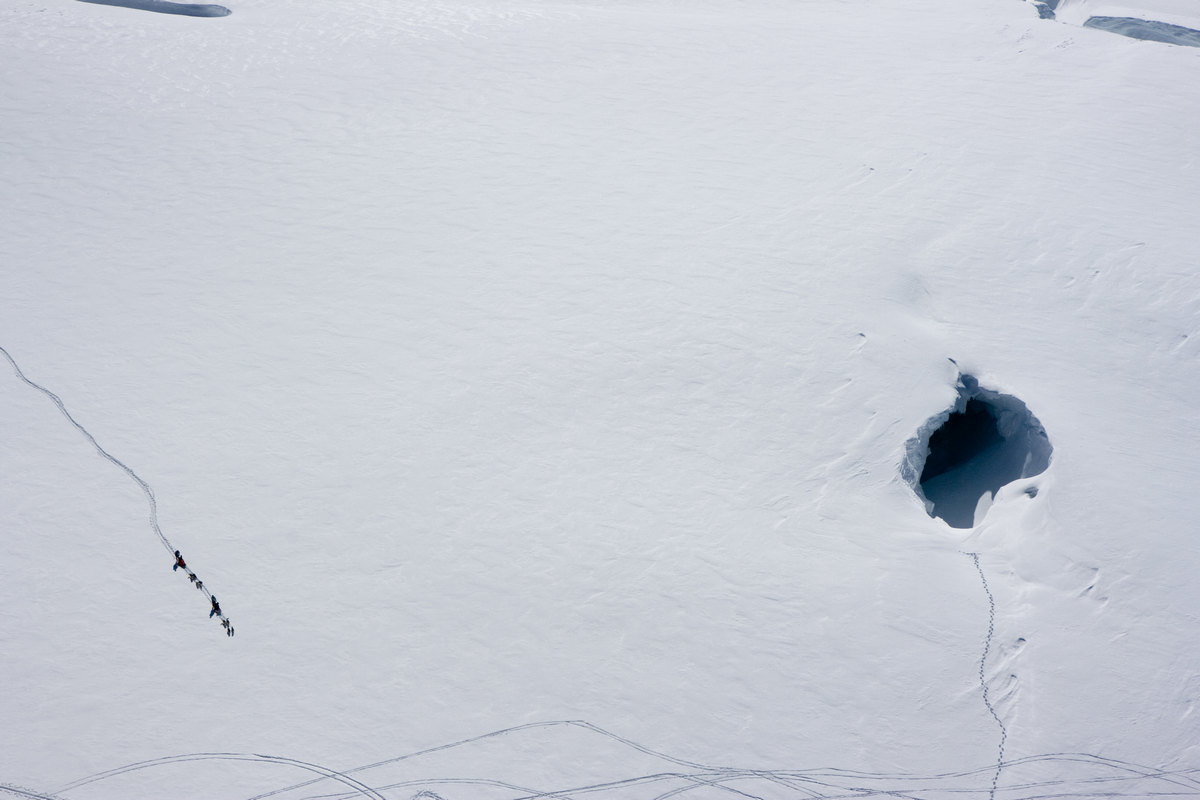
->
[965, 551, 1006, 800]
[244, 719, 1200, 800]
[0, 345, 173, 553]
[56, 728, 1200, 800]
[56, 753, 385, 800]
[243, 720, 783, 800]
[0, 784, 66, 800]
[0, 345, 228, 622]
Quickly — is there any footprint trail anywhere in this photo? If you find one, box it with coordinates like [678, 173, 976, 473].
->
[0, 345, 232, 631]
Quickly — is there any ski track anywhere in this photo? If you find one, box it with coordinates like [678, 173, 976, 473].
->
[0, 785, 67, 800]
[42, 721, 1200, 800]
[57, 754, 386, 800]
[0, 345, 231, 629]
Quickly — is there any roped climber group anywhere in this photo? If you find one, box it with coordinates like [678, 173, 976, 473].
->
[174, 550, 234, 637]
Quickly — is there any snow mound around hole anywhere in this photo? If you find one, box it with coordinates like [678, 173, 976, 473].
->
[902, 374, 1051, 529]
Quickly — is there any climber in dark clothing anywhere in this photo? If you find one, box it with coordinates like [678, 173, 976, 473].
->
[210, 595, 222, 618]
[173, 551, 187, 571]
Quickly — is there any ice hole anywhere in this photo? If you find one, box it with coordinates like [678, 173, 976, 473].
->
[77, 0, 231, 17]
[902, 375, 1051, 529]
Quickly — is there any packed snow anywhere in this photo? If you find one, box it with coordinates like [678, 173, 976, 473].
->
[2, 0, 1199, 798]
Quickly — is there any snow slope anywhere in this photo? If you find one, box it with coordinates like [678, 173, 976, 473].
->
[2, 0, 1199, 798]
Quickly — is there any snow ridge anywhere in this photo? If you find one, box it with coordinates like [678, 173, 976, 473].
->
[0, 345, 227, 624]
[966, 551, 1007, 800]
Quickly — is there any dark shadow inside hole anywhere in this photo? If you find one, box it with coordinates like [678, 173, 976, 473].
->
[904, 375, 1051, 529]
[920, 399, 1004, 484]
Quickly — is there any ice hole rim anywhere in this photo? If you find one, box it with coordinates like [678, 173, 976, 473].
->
[901, 374, 1052, 529]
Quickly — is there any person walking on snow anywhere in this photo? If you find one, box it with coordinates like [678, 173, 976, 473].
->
[210, 595, 222, 618]
[173, 551, 187, 572]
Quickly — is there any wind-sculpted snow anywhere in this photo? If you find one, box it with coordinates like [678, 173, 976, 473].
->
[31, 722, 1200, 800]
[77, 0, 231, 17]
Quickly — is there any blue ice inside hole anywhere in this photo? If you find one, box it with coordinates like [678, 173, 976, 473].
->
[903, 375, 1051, 529]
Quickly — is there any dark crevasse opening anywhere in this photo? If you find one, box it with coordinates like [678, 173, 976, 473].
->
[920, 399, 1004, 484]
[903, 375, 1051, 529]
[1083, 16, 1200, 48]
[77, 0, 231, 16]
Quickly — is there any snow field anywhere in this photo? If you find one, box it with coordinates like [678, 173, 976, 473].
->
[2, 0, 1199, 797]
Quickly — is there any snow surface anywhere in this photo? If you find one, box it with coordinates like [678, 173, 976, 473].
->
[2, 0, 1200, 798]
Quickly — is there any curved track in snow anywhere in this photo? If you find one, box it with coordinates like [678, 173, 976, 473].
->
[0, 345, 175, 554]
[0, 784, 66, 800]
[0, 345, 230, 626]
[45, 721, 1200, 800]
[57, 753, 384, 799]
